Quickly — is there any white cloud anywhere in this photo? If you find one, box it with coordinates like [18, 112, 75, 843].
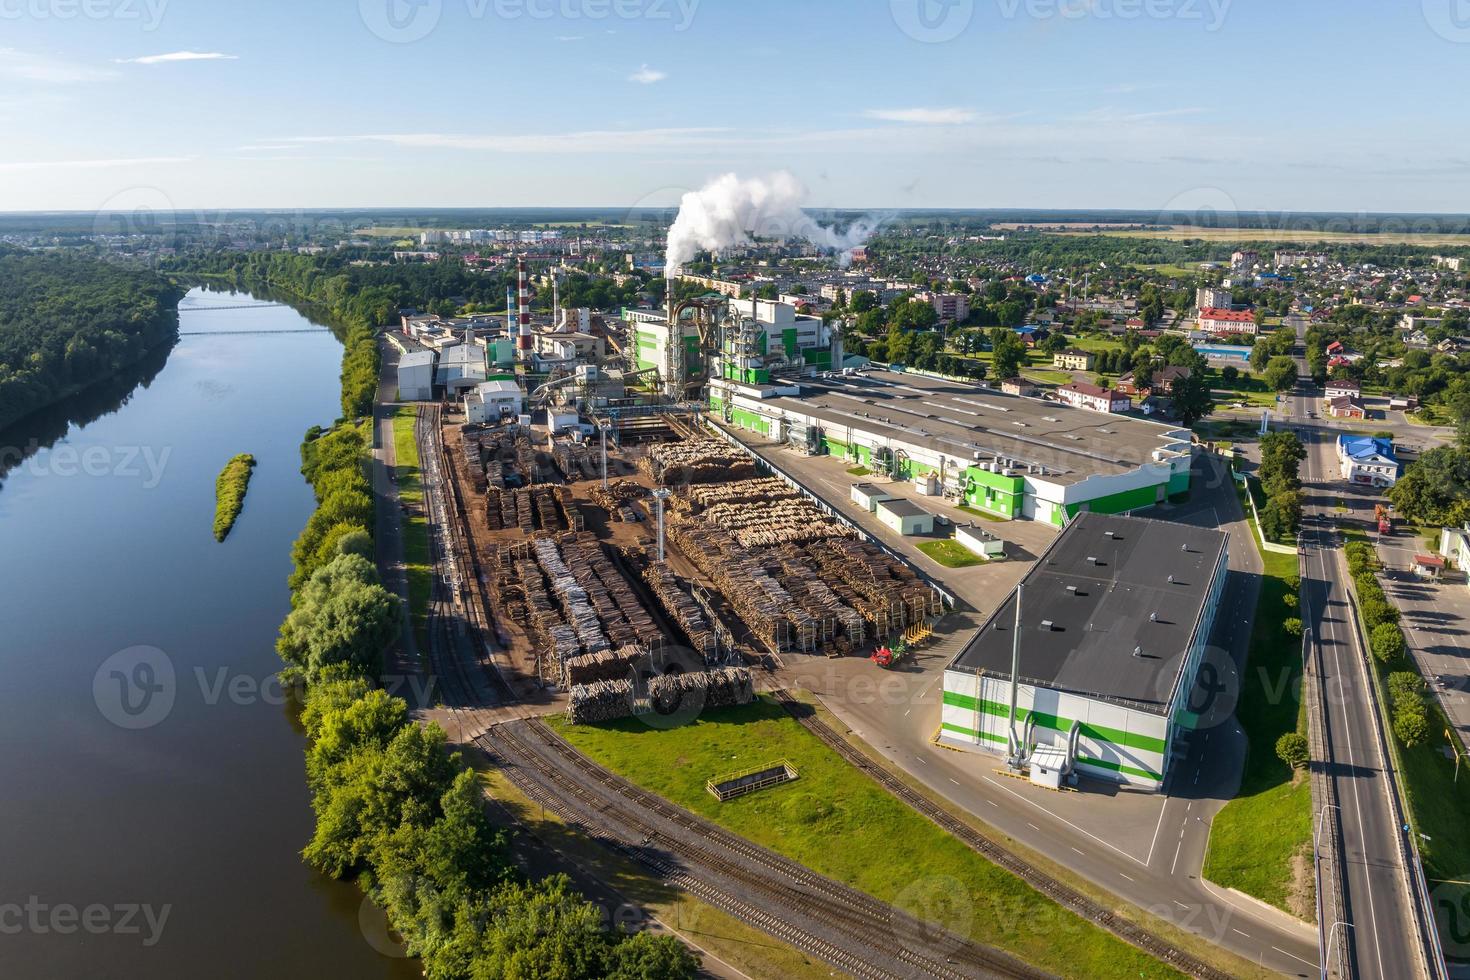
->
[628, 64, 667, 84]
[0, 156, 193, 172]
[863, 107, 976, 125]
[116, 52, 239, 66]
[0, 48, 114, 84]
[555, 35, 583, 41]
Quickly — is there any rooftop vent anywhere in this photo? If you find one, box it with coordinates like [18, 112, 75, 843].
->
[1040, 620, 1055, 631]
[1133, 646, 1143, 658]
[1150, 612, 1158, 623]
[1167, 574, 1175, 584]
[1105, 530, 1116, 538]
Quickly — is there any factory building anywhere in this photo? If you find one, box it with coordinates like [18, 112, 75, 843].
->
[436, 339, 488, 393]
[720, 298, 835, 382]
[465, 380, 525, 424]
[710, 370, 1192, 527]
[397, 350, 436, 401]
[941, 513, 1229, 790]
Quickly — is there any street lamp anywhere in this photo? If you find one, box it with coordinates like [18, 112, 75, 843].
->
[1324, 920, 1352, 979]
[652, 488, 672, 561]
[599, 421, 612, 489]
[1314, 803, 1340, 859]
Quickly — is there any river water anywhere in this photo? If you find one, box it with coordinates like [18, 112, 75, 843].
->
[0, 288, 417, 978]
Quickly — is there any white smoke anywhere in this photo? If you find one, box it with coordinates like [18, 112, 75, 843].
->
[664, 172, 880, 278]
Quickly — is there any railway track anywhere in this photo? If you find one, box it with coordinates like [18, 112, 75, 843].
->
[483, 717, 1049, 980]
[766, 690, 1234, 980]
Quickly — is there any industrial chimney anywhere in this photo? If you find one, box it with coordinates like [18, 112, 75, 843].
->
[516, 256, 533, 353]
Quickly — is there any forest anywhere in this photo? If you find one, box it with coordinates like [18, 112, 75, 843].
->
[0, 249, 183, 431]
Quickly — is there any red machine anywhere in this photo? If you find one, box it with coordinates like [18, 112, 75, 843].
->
[1375, 504, 1392, 535]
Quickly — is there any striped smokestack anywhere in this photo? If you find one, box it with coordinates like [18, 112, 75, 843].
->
[516, 256, 532, 351]
[505, 286, 515, 337]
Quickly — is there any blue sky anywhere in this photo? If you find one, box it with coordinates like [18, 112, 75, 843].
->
[2, 0, 1468, 212]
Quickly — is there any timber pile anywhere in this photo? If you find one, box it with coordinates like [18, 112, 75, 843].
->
[805, 538, 937, 628]
[566, 678, 635, 725]
[648, 667, 754, 715]
[459, 427, 487, 492]
[670, 520, 793, 652]
[774, 547, 868, 645]
[591, 481, 647, 522]
[564, 644, 644, 687]
[484, 458, 505, 491]
[698, 498, 849, 549]
[533, 537, 611, 658]
[642, 561, 717, 657]
[676, 477, 798, 513]
[533, 486, 563, 532]
[552, 441, 598, 481]
[556, 486, 585, 531]
[642, 439, 756, 485]
[560, 536, 662, 650]
[515, 558, 581, 669]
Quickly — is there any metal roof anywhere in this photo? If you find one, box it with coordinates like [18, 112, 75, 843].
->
[949, 512, 1228, 714]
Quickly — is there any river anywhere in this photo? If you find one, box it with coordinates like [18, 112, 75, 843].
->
[0, 288, 417, 978]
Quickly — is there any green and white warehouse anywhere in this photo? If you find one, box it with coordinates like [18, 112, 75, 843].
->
[941, 512, 1229, 790]
[709, 368, 1194, 527]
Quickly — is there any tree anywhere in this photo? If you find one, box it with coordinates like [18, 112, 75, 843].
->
[1275, 732, 1309, 769]
[1170, 371, 1215, 426]
[1250, 342, 1273, 373]
[989, 327, 1027, 380]
[1221, 365, 1239, 385]
[1260, 491, 1302, 542]
[278, 554, 400, 682]
[1371, 623, 1406, 663]
[892, 299, 940, 331]
[1284, 617, 1303, 638]
[1265, 356, 1299, 392]
[603, 932, 701, 980]
[850, 291, 877, 313]
[1388, 446, 1470, 526]
[1394, 707, 1430, 749]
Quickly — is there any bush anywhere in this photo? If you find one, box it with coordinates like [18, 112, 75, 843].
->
[1283, 592, 1299, 611]
[1389, 671, 1426, 704]
[1371, 623, 1406, 663]
[1276, 732, 1310, 769]
[1360, 597, 1400, 630]
[1284, 617, 1303, 638]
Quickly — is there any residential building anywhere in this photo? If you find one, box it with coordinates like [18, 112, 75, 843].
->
[1052, 349, 1095, 371]
[1058, 382, 1131, 414]
[1196, 287, 1232, 310]
[1337, 435, 1401, 487]
[1231, 250, 1260, 269]
[919, 291, 971, 325]
[1000, 377, 1039, 397]
[1328, 396, 1366, 420]
[1324, 379, 1361, 400]
[1197, 307, 1259, 336]
[941, 513, 1229, 790]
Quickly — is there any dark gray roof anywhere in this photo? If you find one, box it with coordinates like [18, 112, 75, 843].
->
[949, 512, 1228, 714]
[878, 498, 928, 518]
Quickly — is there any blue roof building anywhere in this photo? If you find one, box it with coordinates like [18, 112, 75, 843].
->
[1336, 435, 1401, 488]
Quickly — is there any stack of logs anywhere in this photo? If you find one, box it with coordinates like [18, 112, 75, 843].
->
[591, 480, 647, 522]
[559, 535, 662, 652]
[642, 439, 756, 485]
[552, 440, 598, 481]
[532, 536, 610, 660]
[642, 561, 717, 659]
[563, 644, 644, 687]
[459, 427, 487, 493]
[484, 486, 580, 533]
[649, 667, 754, 716]
[566, 667, 755, 726]
[698, 498, 848, 549]
[669, 520, 794, 654]
[675, 477, 797, 513]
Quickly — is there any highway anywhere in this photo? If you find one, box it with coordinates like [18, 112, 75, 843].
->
[1279, 326, 1435, 978]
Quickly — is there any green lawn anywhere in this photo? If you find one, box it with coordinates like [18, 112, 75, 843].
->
[1202, 487, 1314, 917]
[958, 504, 1009, 523]
[846, 466, 871, 476]
[917, 539, 985, 567]
[392, 406, 431, 657]
[553, 698, 1181, 979]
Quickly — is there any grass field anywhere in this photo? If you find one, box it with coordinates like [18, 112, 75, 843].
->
[1133, 262, 1209, 278]
[846, 466, 872, 476]
[1202, 483, 1313, 917]
[917, 539, 985, 567]
[958, 504, 1009, 522]
[553, 698, 1182, 979]
[391, 406, 432, 657]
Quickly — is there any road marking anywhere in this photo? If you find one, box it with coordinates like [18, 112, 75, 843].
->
[1071, 847, 1085, 856]
[1027, 822, 1040, 831]
[1273, 946, 1318, 968]
[949, 778, 960, 786]
[1233, 929, 1250, 938]
[1119, 872, 1135, 882]
[981, 775, 1150, 866]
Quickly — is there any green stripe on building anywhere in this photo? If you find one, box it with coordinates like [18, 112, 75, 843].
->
[942, 690, 1167, 755]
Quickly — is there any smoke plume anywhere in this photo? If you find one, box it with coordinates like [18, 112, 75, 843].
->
[664, 172, 879, 278]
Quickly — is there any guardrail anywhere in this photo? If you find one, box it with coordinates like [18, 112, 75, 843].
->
[702, 418, 958, 610]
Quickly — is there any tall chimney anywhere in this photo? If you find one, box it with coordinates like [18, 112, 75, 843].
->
[505, 286, 515, 338]
[517, 256, 532, 351]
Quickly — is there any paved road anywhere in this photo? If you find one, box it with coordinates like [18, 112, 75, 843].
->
[778, 447, 1320, 977]
[1286, 379, 1428, 980]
